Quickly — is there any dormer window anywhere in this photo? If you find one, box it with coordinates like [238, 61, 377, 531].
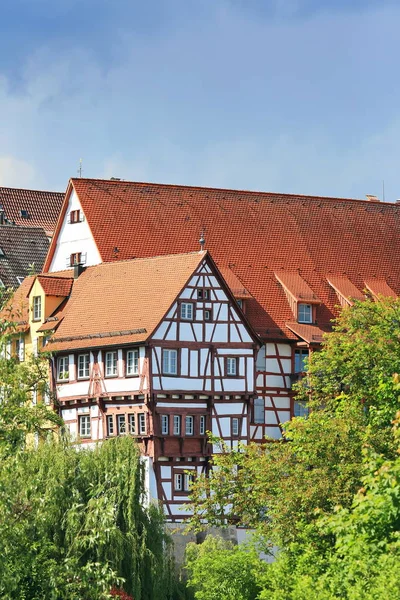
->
[298, 303, 312, 324]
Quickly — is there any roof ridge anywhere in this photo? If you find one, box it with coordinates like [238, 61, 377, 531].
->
[71, 177, 397, 205]
[98, 250, 206, 266]
[0, 186, 63, 195]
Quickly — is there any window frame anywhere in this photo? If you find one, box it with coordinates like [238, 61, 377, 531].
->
[173, 415, 181, 436]
[128, 413, 136, 435]
[57, 356, 69, 381]
[294, 401, 310, 418]
[32, 296, 42, 321]
[161, 414, 169, 435]
[117, 414, 126, 435]
[126, 348, 139, 376]
[69, 209, 81, 224]
[15, 338, 25, 362]
[69, 252, 82, 267]
[199, 415, 206, 436]
[162, 348, 178, 376]
[138, 413, 146, 435]
[79, 414, 91, 438]
[174, 470, 195, 494]
[180, 302, 195, 321]
[107, 414, 114, 436]
[226, 356, 238, 377]
[294, 348, 309, 374]
[105, 351, 118, 377]
[298, 303, 313, 324]
[231, 417, 240, 437]
[77, 353, 90, 379]
[253, 397, 265, 424]
[204, 308, 212, 321]
[185, 415, 194, 436]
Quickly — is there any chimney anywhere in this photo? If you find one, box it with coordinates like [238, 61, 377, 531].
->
[74, 263, 85, 279]
[365, 195, 380, 202]
[396, 199, 400, 204]
[0, 205, 4, 225]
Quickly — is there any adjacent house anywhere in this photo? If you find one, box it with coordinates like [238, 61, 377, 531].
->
[42, 179, 400, 438]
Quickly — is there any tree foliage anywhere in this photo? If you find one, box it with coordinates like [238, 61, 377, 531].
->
[0, 436, 184, 599]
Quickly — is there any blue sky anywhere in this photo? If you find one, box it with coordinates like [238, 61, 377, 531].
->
[1, 0, 400, 201]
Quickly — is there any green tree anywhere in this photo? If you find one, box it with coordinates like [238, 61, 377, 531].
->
[185, 536, 264, 600]
[0, 436, 184, 600]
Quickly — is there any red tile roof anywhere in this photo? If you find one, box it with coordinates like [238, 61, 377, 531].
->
[45, 178, 400, 340]
[0, 276, 34, 332]
[275, 271, 321, 303]
[327, 276, 365, 305]
[0, 187, 64, 236]
[37, 275, 73, 297]
[47, 252, 208, 352]
[286, 322, 330, 345]
[364, 279, 397, 298]
[218, 266, 251, 299]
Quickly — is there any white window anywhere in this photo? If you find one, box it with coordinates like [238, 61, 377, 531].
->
[78, 354, 90, 379]
[16, 338, 24, 362]
[33, 296, 41, 321]
[174, 473, 183, 492]
[173, 415, 181, 436]
[294, 401, 309, 418]
[232, 417, 240, 437]
[161, 414, 169, 435]
[138, 413, 146, 435]
[57, 356, 69, 381]
[184, 472, 195, 491]
[126, 349, 139, 375]
[185, 415, 194, 435]
[162, 349, 178, 375]
[107, 415, 114, 436]
[199, 415, 206, 435]
[105, 351, 117, 376]
[294, 349, 309, 373]
[254, 397, 265, 424]
[79, 415, 91, 438]
[117, 414, 126, 435]
[180, 302, 194, 320]
[128, 414, 136, 434]
[204, 309, 212, 321]
[226, 357, 237, 376]
[298, 303, 312, 323]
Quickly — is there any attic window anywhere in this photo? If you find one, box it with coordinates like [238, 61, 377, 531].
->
[70, 253, 82, 266]
[16, 276, 24, 285]
[298, 303, 312, 324]
[69, 210, 82, 224]
[0, 247, 5, 257]
[20, 209, 30, 218]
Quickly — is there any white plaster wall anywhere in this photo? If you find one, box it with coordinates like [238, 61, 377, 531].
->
[49, 190, 102, 272]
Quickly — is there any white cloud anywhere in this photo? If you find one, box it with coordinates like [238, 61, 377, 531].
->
[0, 156, 36, 188]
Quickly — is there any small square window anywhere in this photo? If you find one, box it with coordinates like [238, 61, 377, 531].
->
[126, 349, 139, 375]
[78, 354, 90, 379]
[107, 415, 114, 436]
[162, 349, 178, 375]
[204, 309, 212, 321]
[117, 414, 126, 435]
[298, 303, 312, 324]
[70, 252, 82, 266]
[185, 415, 194, 435]
[33, 296, 42, 321]
[105, 351, 117, 377]
[161, 414, 169, 435]
[180, 302, 194, 320]
[69, 209, 81, 224]
[79, 415, 91, 438]
[226, 357, 237, 376]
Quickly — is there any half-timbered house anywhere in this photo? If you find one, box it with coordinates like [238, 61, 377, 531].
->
[41, 251, 259, 520]
[43, 178, 400, 441]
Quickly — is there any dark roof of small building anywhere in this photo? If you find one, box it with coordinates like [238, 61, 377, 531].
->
[0, 186, 64, 236]
[0, 225, 50, 288]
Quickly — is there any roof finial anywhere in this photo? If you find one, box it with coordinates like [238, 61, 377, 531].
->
[77, 158, 83, 178]
[199, 229, 205, 252]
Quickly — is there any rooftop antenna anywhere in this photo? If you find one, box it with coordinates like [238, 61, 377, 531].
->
[382, 179, 385, 202]
[77, 158, 83, 178]
[199, 228, 205, 252]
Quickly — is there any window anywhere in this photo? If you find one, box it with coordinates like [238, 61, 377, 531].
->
[185, 415, 194, 435]
[232, 417, 240, 437]
[294, 349, 309, 373]
[57, 356, 69, 381]
[174, 471, 195, 493]
[126, 349, 139, 375]
[79, 415, 91, 438]
[117, 414, 126, 435]
[128, 414, 136, 434]
[78, 354, 90, 379]
[105, 351, 117, 376]
[161, 414, 169, 435]
[162, 349, 178, 375]
[254, 397, 265, 424]
[15, 338, 25, 362]
[298, 303, 312, 324]
[69, 252, 82, 266]
[33, 296, 41, 321]
[256, 346, 266, 371]
[226, 357, 237, 376]
[138, 413, 146, 435]
[107, 415, 114, 436]
[204, 309, 212, 321]
[197, 289, 210, 300]
[236, 299, 243, 309]
[199, 415, 206, 435]
[294, 401, 309, 418]
[69, 209, 81, 224]
[173, 415, 181, 436]
[16, 276, 24, 285]
[180, 302, 194, 320]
